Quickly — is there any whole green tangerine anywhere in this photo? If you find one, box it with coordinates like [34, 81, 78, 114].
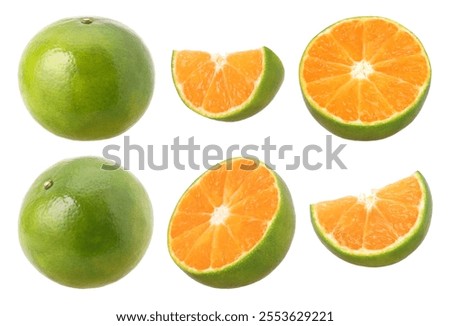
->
[18, 16, 155, 140]
[19, 156, 153, 288]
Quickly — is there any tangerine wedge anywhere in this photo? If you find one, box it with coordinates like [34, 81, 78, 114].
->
[310, 172, 432, 266]
[172, 47, 284, 121]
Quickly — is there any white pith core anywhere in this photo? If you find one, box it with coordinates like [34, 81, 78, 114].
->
[351, 60, 374, 79]
[210, 205, 230, 225]
[358, 190, 377, 211]
[211, 53, 227, 72]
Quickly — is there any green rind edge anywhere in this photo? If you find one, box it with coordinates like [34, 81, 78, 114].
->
[168, 157, 296, 288]
[172, 46, 285, 122]
[310, 171, 432, 267]
[299, 16, 432, 141]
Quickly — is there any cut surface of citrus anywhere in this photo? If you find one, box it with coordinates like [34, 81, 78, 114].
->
[168, 157, 295, 288]
[172, 46, 284, 121]
[311, 172, 432, 266]
[299, 17, 431, 140]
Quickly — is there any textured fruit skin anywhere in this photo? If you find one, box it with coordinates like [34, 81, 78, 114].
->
[310, 171, 432, 267]
[18, 17, 154, 140]
[299, 16, 431, 141]
[172, 46, 284, 121]
[19, 157, 153, 288]
[168, 158, 295, 288]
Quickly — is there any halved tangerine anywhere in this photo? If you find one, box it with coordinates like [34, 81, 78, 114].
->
[168, 157, 295, 288]
[299, 17, 431, 140]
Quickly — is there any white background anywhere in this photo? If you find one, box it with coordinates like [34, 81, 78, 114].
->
[1, 0, 447, 325]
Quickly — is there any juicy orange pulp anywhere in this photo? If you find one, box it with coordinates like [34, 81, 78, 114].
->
[313, 174, 423, 251]
[169, 158, 279, 270]
[302, 17, 430, 123]
[173, 49, 263, 113]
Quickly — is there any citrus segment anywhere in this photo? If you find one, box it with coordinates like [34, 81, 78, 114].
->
[172, 47, 284, 121]
[168, 157, 295, 288]
[299, 17, 431, 140]
[310, 172, 432, 266]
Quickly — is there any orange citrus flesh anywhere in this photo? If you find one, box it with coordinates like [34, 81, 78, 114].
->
[313, 174, 424, 252]
[169, 158, 278, 271]
[301, 17, 430, 123]
[173, 49, 263, 114]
